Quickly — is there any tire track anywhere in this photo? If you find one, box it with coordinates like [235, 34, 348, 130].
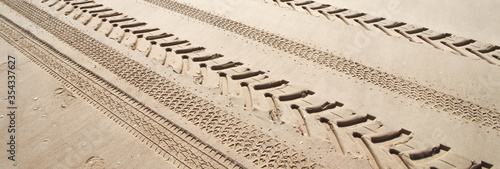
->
[143, 0, 500, 130]
[268, 0, 500, 65]
[0, 0, 320, 168]
[0, 14, 240, 169]
[315, 109, 493, 168]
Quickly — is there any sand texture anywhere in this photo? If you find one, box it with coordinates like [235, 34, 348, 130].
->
[0, 0, 498, 168]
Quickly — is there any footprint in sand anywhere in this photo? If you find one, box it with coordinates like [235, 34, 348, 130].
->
[83, 156, 107, 169]
[53, 87, 76, 108]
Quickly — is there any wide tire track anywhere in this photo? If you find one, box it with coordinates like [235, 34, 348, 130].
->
[267, 0, 500, 65]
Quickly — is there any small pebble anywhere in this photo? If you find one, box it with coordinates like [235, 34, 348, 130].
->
[41, 115, 46, 118]
[44, 139, 49, 142]
[2, 97, 7, 100]
[34, 97, 38, 100]
[0, 115, 3, 118]
[117, 162, 121, 165]
[13, 163, 17, 166]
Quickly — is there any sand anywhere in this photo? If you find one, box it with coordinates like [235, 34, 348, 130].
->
[0, 38, 174, 168]
[0, 0, 498, 168]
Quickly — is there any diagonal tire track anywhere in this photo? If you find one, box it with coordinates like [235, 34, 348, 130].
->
[143, 0, 500, 130]
[266, 0, 500, 65]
